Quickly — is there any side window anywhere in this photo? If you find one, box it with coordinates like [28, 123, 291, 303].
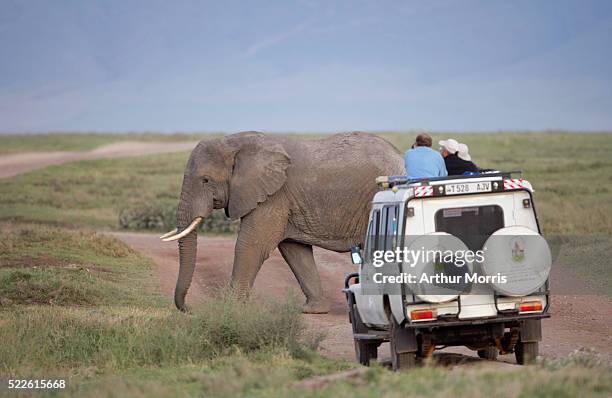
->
[379, 207, 388, 246]
[382, 205, 399, 251]
[365, 209, 380, 258]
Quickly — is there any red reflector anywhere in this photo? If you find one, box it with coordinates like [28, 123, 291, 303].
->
[411, 309, 435, 320]
[519, 301, 542, 313]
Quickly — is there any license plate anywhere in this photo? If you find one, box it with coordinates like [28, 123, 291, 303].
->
[445, 181, 491, 195]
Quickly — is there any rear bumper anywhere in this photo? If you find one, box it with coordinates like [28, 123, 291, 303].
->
[404, 312, 550, 329]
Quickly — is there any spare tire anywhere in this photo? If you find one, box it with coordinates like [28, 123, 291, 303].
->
[481, 226, 551, 296]
[405, 232, 474, 303]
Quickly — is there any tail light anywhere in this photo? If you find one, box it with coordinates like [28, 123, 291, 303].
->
[410, 309, 436, 321]
[519, 301, 543, 313]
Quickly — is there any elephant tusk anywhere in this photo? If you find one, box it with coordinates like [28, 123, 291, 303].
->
[162, 218, 203, 242]
[159, 229, 178, 239]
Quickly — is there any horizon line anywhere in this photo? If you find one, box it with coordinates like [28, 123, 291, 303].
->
[1, 129, 612, 136]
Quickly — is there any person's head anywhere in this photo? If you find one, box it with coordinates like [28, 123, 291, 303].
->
[457, 143, 471, 161]
[438, 138, 459, 157]
[414, 133, 432, 148]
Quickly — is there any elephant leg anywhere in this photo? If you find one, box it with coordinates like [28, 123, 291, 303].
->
[278, 241, 329, 314]
[230, 201, 287, 295]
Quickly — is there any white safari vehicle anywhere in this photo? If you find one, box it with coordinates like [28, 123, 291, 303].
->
[345, 172, 551, 370]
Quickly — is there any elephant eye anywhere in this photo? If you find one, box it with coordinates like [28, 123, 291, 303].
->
[202, 177, 210, 184]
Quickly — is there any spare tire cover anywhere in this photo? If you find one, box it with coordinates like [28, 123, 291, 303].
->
[481, 226, 551, 296]
[406, 232, 473, 303]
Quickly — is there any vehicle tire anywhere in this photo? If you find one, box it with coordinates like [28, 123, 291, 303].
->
[389, 316, 417, 371]
[355, 341, 378, 366]
[477, 346, 498, 360]
[347, 291, 379, 366]
[515, 341, 538, 365]
[391, 350, 417, 371]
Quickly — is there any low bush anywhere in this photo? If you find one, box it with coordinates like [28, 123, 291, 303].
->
[200, 210, 240, 234]
[119, 203, 239, 234]
[118, 203, 175, 230]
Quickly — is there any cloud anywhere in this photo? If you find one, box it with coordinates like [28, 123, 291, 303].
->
[242, 18, 314, 58]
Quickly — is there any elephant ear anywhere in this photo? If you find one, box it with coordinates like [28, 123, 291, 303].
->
[225, 132, 291, 219]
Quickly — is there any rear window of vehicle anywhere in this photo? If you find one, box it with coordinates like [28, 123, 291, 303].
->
[435, 205, 504, 251]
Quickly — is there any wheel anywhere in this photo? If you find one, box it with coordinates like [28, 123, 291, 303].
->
[355, 340, 378, 366]
[515, 341, 538, 365]
[347, 292, 379, 366]
[477, 346, 498, 360]
[391, 350, 416, 370]
[389, 315, 417, 371]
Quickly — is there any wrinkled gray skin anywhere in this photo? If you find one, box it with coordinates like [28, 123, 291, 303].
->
[173, 131, 405, 313]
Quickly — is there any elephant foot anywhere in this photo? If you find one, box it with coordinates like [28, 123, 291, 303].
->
[302, 300, 330, 314]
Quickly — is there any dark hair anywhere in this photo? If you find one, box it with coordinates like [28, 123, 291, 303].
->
[415, 133, 432, 147]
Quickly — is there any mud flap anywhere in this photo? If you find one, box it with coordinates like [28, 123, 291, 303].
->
[520, 319, 542, 342]
[392, 324, 418, 353]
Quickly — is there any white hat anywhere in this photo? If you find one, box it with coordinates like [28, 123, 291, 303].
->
[457, 143, 472, 161]
[438, 138, 459, 154]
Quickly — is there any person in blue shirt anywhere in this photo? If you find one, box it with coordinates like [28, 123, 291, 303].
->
[404, 133, 447, 179]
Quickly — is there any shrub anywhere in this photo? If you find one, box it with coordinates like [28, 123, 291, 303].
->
[118, 203, 175, 230]
[200, 210, 240, 234]
[119, 203, 238, 234]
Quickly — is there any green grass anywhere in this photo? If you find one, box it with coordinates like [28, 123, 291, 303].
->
[1, 132, 610, 234]
[1, 132, 611, 397]
[15, 353, 612, 398]
[0, 225, 314, 373]
[0, 224, 609, 398]
[0, 295, 314, 373]
[0, 152, 188, 229]
[0, 132, 609, 292]
[548, 235, 612, 295]
[0, 150, 237, 232]
[0, 222, 343, 397]
[30, 350, 354, 398]
[0, 223, 159, 306]
[381, 132, 612, 235]
[285, 359, 612, 398]
[0, 132, 211, 154]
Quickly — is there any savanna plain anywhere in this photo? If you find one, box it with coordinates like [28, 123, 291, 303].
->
[0, 132, 611, 397]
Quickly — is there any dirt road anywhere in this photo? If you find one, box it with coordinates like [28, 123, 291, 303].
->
[114, 232, 612, 365]
[0, 141, 199, 178]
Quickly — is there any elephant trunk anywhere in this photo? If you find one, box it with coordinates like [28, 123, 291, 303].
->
[172, 189, 213, 311]
[175, 230, 197, 311]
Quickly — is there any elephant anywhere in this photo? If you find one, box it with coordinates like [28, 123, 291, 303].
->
[161, 131, 405, 313]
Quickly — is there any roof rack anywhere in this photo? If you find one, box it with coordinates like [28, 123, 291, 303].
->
[375, 170, 523, 189]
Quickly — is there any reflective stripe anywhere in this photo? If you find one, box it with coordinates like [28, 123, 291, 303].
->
[503, 179, 524, 190]
[414, 185, 434, 197]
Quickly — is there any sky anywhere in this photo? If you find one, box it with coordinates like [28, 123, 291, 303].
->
[1, 0, 611, 133]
